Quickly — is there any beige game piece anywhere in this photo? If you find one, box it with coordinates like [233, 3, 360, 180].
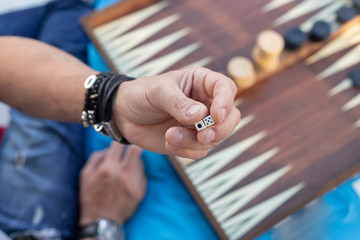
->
[252, 46, 279, 72]
[227, 57, 256, 88]
[252, 30, 284, 72]
[256, 30, 284, 57]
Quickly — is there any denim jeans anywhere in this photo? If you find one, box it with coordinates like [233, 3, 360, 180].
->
[0, 1, 91, 238]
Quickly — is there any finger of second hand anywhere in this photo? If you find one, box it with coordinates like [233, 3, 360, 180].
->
[122, 145, 143, 166]
[106, 141, 125, 162]
[82, 151, 107, 174]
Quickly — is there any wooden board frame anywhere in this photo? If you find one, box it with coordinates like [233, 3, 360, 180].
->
[81, 0, 160, 71]
[81, 1, 360, 239]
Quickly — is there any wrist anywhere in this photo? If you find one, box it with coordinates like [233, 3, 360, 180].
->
[80, 211, 125, 226]
[79, 216, 96, 226]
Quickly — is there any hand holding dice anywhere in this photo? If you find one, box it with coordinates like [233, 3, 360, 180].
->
[112, 67, 241, 159]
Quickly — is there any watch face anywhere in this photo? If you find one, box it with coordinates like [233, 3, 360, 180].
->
[97, 219, 124, 240]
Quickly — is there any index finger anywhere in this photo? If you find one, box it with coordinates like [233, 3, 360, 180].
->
[193, 67, 237, 123]
[82, 151, 107, 174]
[103, 141, 125, 164]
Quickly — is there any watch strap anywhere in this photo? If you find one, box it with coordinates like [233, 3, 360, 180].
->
[102, 120, 129, 144]
[77, 222, 98, 239]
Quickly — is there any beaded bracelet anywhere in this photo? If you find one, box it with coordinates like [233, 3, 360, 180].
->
[81, 72, 134, 144]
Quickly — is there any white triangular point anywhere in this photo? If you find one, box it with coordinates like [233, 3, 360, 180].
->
[352, 178, 360, 197]
[317, 44, 360, 80]
[114, 28, 190, 72]
[209, 164, 290, 222]
[304, 198, 319, 209]
[328, 78, 352, 96]
[94, 1, 169, 41]
[197, 148, 280, 203]
[233, 98, 243, 107]
[125, 42, 201, 77]
[207, 114, 255, 154]
[222, 183, 305, 240]
[175, 156, 195, 167]
[262, 0, 296, 12]
[185, 131, 266, 185]
[341, 93, 360, 112]
[183, 57, 212, 69]
[106, 14, 180, 54]
[354, 119, 360, 128]
[174, 114, 255, 167]
[306, 24, 360, 65]
[273, 0, 334, 27]
[228, 114, 255, 139]
[300, 1, 343, 32]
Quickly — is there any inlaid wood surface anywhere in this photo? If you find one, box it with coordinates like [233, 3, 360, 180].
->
[82, 0, 360, 239]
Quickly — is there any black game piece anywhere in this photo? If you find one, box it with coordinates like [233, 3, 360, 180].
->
[354, 0, 360, 11]
[283, 27, 306, 51]
[349, 69, 360, 88]
[309, 21, 331, 42]
[336, 6, 357, 23]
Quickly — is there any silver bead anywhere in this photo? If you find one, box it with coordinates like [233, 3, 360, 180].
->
[81, 111, 88, 121]
[82, 121, 90, 128]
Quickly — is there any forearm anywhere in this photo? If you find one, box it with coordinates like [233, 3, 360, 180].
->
[0, 36, 98, 122]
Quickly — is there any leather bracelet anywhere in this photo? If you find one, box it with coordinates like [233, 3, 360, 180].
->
[81, 72, 134, 144]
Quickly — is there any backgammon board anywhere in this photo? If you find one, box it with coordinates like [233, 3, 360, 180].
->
[82, 0, 360, 239]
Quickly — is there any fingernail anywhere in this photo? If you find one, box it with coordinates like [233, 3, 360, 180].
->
[186, 105, 203, 117]
[205, 129, 216, 144]
[221, 108, 227, 122]
[172, 130, 183, 144]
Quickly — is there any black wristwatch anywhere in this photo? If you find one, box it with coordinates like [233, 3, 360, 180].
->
[78, 219, 125, 240]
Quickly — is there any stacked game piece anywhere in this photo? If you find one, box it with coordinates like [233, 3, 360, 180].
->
[284, 2, 360, 52]
[309, 21, 331, 42]
[349, 69, 360, 88]
[227, 57, 256, 89]
[336, 6, 357, 23]
[252, 30, 284, 72]
[284, 27, 306, 51]
[354, 0, 360, 11]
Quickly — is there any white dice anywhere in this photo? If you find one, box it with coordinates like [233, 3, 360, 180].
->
[195, 115, 214, 131]
[203, 115, 214, 127]
[195, 119, 206, 131]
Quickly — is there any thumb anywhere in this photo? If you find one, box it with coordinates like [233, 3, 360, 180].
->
[161, 88, 207, 125]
